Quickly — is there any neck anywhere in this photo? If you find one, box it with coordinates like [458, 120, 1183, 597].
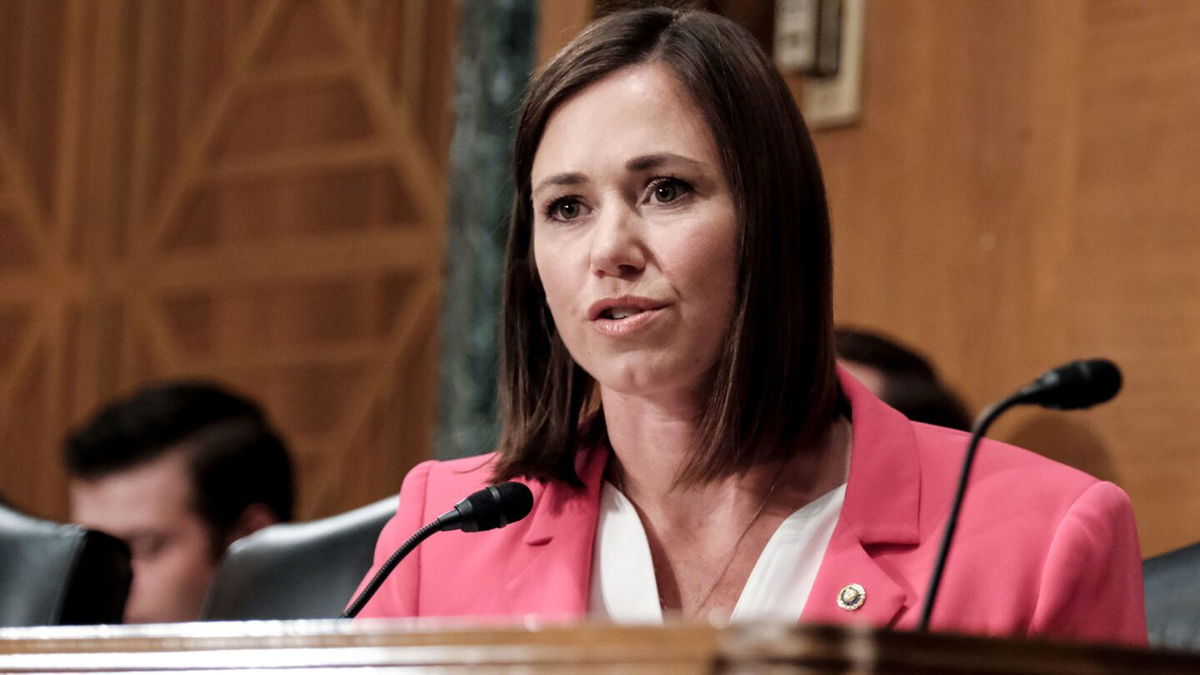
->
[599, 386, 700, 501]
[599, 384, 850, 524]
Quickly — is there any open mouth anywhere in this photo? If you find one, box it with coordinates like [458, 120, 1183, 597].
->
[588, 298, 666, 336]
[600, 307, 647, 320]
[588, 296, 667, 322]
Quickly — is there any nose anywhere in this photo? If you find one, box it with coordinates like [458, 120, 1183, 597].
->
[589, 201, 646, 279]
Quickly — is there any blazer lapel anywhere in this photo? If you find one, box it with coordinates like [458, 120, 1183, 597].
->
[494, 445, 608, 618]
[802, 524, 910, 626]
[800, 370, 925, 627]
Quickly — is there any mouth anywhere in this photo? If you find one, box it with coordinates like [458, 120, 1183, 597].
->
[587, 296, 668, 322]
[600, 307, 646, 320]
[587, 296, 668, 336]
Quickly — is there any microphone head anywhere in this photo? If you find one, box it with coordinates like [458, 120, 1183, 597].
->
[1018, 358, 1122, 410]
[455, 482, 534, 532]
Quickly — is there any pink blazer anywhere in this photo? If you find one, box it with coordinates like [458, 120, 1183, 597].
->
[355, 371, 1147, 646]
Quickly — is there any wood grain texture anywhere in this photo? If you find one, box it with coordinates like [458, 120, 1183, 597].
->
[3, 0, 1196, 564]
[818, 0, 1200, 557]
[0, 620, 1196, 672]
[536, 0, 594, 66]
[0, 0, 457, 522]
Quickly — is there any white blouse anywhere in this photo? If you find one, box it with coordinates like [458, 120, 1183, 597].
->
[588, 481, 846, 623]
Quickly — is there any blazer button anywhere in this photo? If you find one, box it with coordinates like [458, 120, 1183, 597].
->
[837, 583, 866, 611]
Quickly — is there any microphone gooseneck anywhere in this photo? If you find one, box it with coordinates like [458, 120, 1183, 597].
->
[341, 519, 440, 619]
[916, 358, 1122, 632]
[340, 481, 534, 619]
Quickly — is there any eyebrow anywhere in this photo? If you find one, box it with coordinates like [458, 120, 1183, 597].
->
[531, 172, 587, 197]
[531, 153, 706, 197]
[625, 152, 703, 172]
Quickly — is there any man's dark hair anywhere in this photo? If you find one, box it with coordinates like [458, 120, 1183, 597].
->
[64, 382, 294, 552]
[495, 7, 839, 486]
[835, 328, 973, 431]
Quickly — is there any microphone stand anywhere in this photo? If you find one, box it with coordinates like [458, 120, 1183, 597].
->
[341, 520, 440, 619]
[339, 481, 534, 619]
[916, 394, 1022, 631]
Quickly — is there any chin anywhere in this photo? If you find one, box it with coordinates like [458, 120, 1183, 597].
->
[594, 361, 710, 403]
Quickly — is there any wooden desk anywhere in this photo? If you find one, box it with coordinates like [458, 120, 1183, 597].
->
[0, 620, 1196, 673]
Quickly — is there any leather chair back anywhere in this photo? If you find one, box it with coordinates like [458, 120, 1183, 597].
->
[202, 495, 397, 620]
[1145, 541, 1200, 650]
[0, 505, 131, 626]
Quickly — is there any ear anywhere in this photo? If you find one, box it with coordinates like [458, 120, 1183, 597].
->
[226, 502, 280, 543]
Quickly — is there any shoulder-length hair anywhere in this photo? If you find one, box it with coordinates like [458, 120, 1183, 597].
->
[492, 6, 839, 486]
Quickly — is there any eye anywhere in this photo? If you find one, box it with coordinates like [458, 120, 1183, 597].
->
[546, 196, 586, 222]
[648, 177, 691, 205]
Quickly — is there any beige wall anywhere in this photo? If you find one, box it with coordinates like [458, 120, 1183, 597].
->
[821, 0, 1200, 557]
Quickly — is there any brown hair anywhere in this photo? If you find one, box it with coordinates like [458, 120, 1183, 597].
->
[493, 6, 839, 486]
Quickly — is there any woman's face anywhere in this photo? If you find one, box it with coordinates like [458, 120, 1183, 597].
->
[530, 63, 738, 404]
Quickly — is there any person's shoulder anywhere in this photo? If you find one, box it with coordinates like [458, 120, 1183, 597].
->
[910, 420, 1103, 502]
[399, 452, 501, 513]
[410, 452, 499, 481]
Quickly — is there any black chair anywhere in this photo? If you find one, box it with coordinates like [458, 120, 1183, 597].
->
[0, 504, 131, 626]
[202, 495, 397, 620]
[1145, 541, 1200, 651]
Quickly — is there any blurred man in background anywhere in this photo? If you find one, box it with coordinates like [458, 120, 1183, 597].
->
[835, 327, 973, 431]
[64, 382, 294, 623]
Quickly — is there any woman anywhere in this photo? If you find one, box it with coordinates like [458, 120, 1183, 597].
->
[356, 7, 1146, 645]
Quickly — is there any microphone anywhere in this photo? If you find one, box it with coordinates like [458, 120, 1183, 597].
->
[916, 358, 1122, 631]
[435, 482, 535, 532]
[1011, 358, 1122, 410]
[341, 481, 534, 619]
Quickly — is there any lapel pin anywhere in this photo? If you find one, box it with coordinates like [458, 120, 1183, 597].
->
[837, 583, 866, 611]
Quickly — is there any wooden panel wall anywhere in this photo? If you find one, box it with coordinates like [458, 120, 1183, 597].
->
[0, 0, 457, 521]
[822, 0, 1200, 557]
[537, 0, 593, 64]
[4, 0, 1196, 560]
[538, 0, 1200, 556]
